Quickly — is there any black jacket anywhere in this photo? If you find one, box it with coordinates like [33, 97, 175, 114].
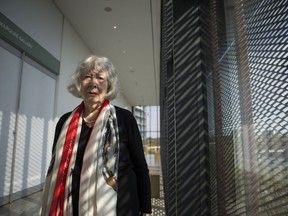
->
[52, 106, 152, 215]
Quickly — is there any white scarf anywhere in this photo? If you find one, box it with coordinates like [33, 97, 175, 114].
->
[40, 100, 119, 216]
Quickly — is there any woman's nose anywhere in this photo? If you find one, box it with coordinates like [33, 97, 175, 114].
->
[89, 77, 99, 86]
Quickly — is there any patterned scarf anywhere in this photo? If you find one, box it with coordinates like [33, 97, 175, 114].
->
[40, 100, 119, 216]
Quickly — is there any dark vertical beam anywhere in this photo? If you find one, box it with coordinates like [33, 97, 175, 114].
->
[161, 0, 212, 215]
[160, 0, 176, 215]
[173, 0, 211, 215]
[209, 0, 227, 215]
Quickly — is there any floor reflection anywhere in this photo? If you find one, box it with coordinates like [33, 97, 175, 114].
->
[0, 154, 166, 215]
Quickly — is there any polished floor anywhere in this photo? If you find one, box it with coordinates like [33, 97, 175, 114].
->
[0, 172, 165, 216]
[0, 153, 165, 215]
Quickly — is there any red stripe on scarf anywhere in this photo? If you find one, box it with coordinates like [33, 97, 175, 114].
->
[49, 100, 109, 216]
[49, 103, 83, 216]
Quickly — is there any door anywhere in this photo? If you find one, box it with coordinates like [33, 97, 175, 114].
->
[0, 41, 56, 205]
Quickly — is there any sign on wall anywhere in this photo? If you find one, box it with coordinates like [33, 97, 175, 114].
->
[0, 12, 60, 75]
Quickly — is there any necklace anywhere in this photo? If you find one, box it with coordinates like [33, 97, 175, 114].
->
[83, 105, 100, 126]
[83, 116, 96, 127]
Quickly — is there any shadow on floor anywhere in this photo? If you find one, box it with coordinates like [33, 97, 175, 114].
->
[0, 176, 165, 216]
[0, 191, 41, 216]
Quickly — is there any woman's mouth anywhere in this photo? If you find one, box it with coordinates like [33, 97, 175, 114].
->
[88, 91, 98, 96]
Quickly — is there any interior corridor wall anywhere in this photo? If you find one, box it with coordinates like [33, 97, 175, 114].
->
[55, 18, 92, 117]
[56, 17, 132, 117]
[0, 0, 132, 206]
[0, 0, 63, 206]
[0, 0, 62, 60]
[0, 41, 57, 205]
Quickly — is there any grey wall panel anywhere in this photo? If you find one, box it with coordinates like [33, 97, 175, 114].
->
[0, 0, 63, 60]
[0, 43, 56, 205]
[13, 60, 55, 198]
[0, 46, 21, 205]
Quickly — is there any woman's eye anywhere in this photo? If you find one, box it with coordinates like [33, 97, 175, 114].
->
[82, 74, 105, 81]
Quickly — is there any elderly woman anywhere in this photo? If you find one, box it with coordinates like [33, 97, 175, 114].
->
[40, 55, 151, 216]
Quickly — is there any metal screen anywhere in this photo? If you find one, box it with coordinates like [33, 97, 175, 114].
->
[209, 0, 288, 215]
[160, 0, 288, 215]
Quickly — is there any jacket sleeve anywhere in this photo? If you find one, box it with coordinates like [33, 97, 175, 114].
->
[125, 110, 152, 213]
[51, 112, 71, 155]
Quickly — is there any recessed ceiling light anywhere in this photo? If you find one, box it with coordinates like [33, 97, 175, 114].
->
[129, 66, 134, 73]
[104, 7, 112, 12]
[113, 26, 117, 29]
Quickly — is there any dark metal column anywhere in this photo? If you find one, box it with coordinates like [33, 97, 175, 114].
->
[209, 0, 227, 215]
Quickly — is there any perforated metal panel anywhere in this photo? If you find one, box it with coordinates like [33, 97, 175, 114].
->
[209, 0, 288, 215]
[160, 0, 288, 215]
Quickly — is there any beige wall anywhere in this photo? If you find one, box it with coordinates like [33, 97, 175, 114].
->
[56, 18, 131, 117]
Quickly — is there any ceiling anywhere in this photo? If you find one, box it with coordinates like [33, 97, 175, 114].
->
[53, 0, 161, 106]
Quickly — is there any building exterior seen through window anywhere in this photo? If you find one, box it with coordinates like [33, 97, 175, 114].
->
[133, 106, 160, 168]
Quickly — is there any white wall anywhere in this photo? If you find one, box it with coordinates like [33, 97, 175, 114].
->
[0, 0, 131, 116]
[55, 18, 132, 117]
[0, 0, 63, 60]
[0, 1, 62, 204]
[112, 93, 132, 111]
[0, 0, 132, 203]
[55, 18, 91, 116]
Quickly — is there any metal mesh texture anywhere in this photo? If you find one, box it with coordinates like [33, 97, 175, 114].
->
[160, 0, 288, 215]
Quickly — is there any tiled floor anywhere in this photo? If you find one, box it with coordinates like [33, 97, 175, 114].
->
[0, 192, 41, 216]
[0, 175, 165, 216]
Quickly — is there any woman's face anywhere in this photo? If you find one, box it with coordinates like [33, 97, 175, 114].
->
[80, 69, 109, 107]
